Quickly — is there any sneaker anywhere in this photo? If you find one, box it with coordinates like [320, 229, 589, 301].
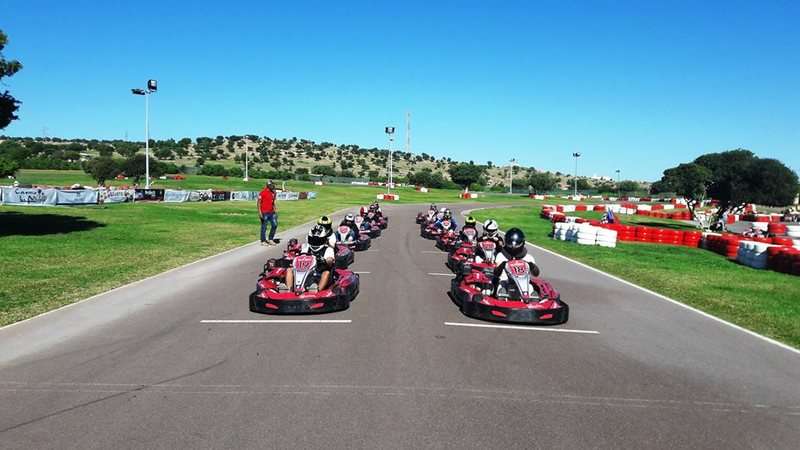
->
[268, 240, 278, 246]
[260, 241, 269, 246]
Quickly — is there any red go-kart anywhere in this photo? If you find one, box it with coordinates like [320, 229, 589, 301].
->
[250, 254, 360, 314]
[355, 215, 381, 238]
[446, 229, 480, 270]
[422, 218, 454, 240]
[335, 225, 371, 251]
[450, 258, 569, 325]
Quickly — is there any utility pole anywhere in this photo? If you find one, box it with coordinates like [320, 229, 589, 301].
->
[508, 158, 516, 194]
[405, 112, 411, 155]
[572, 152, 581, 197]
[615, 169, 621, 198]
[385, 126, 396, 194]
[243, 143, 249, 181]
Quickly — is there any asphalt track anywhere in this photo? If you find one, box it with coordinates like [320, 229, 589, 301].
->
[1, 204, 798, 449]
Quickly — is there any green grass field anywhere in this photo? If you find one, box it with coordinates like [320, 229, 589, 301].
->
[1, 170, 542, 326]
[471, 206, 800, 348]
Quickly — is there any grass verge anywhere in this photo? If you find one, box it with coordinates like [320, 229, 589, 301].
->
[471, 206, 800, 348]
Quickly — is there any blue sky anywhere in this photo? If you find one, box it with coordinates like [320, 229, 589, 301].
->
[2, 0, 798, 180]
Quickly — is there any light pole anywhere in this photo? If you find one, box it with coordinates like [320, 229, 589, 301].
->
[131, 80, 157, 189]
[385, 126, 395, 194]
[243, 144, 249, 182]
[615, 169, 621, 198]
[572, 152, 581, 196]
[508, 158, 516, 194]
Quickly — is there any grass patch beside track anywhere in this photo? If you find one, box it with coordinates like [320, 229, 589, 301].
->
[471, 206, 800, 348]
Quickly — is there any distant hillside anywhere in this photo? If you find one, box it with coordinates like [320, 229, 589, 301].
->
[0, 134, 646, 191]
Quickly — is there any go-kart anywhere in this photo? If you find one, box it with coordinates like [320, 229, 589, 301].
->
[438, 227, 477, 253]
[416, 210, 435, 224]
[450, 258, 569, 325]
[335, 224, 371, 251]
[250, 253, 359, 314]
[422, 219, 455, 240]
[365, 211, 387, 230]
[334, 243, 355, 269]
[446, 229, 480, 270]
[355, 215, 381, 238]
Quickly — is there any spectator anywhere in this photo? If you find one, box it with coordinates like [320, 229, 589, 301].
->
[258, 180, 278, 245]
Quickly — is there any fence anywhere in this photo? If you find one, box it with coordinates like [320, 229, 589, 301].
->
[0, 186, 317, 207]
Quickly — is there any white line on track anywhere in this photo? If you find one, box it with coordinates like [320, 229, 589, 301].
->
[353, 271, 371, 274]
[444, 321, 599, 334]
[201, 320, 351, 324]
[421, 250, 441, 254]
[427, 272, 455, 277]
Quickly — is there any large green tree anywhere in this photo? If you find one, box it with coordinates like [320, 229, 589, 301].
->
[527, 171, 559, 194]
[83, 157, 120, 185]
[0, 30, 23, 129]
[448, 163, 485, 190]
[617, 180, 641, 194]
[660, 163, 712, 223]
[0, 155, 20, 177]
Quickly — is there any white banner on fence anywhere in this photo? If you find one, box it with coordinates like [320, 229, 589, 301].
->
[101, 189, 134, 203]
[231, 191, 258, 201]
[188, 190, 212, 202]
[164, 189, 191, 203]
[0, 187, 59, 206]
[276, 191, 300, 201]
[306, 191, 317, 199]
[56, 189, 99, 205]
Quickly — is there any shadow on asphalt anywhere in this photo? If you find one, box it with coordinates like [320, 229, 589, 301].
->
[0, 211, 105, 237]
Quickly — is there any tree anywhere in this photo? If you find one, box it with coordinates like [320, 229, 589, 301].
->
[448, 163, 485, 190]
[82, 157, 120, 185]
[689, 149, 799, 221]
[123, 154, 164, 183]
[0, 30, 22, 129]
[116, 142, 139, 158]
[311, 165, 336, 176]
[617, 180, 641, 194]
[649, 179, 673, 195]
[660, 163, 712, 224]
[0, 155, 20, 177]
[95, 144, 114, 157]
[527, 172, 559, 194]
[576, 178, 591, 191]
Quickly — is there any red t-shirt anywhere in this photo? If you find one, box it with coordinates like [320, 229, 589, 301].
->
[259, 188, 276, 213]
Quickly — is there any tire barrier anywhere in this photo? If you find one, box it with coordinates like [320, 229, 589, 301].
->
[552, 222, 618, 248]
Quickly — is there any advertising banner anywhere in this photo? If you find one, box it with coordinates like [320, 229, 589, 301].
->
[101, 189, 134, 203]
[231, 191, 258, 201]
[211, 190, 231, 202]
[56, 189, 99, 205]
[164, 189, 191, 203]
[0, 187, 58, 206]
[188, 190, 211, 202]
[276, 191, 300, 201]
[134, 189, 165, 202]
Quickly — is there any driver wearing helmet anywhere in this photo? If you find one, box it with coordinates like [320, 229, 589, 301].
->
[339, 213, 359, 242]
[435, 209, 458, 231]
[494, 227, 540, 284]
[317, 216, 336, 248]
[285, 225, 336, 292]
[479, 219, 504, 247]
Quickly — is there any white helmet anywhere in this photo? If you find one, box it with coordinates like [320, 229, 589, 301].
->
[439, 207, 447, 213]
[483, 219, 499, 236]
[344, 213, 355, 222]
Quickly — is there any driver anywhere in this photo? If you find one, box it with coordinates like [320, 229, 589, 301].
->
[317, 216, 337, 248]
[459, 216, 478, 239]
[493, 228, 540, 287]
[285, 225, 335, 292]
[479, 219, 504, 247]
[338, 214, 359, 242]
[435, 209, 458, 231]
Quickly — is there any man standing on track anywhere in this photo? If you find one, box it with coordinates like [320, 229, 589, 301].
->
[257, 180, 278, 246]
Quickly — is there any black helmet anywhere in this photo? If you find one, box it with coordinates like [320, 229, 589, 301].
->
[504, 227, 526, 257]
[465, 216, 477, 227]
[307, 225, 327, 252]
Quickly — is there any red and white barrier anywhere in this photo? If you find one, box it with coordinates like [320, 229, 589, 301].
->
[378, 193, 400, 201]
